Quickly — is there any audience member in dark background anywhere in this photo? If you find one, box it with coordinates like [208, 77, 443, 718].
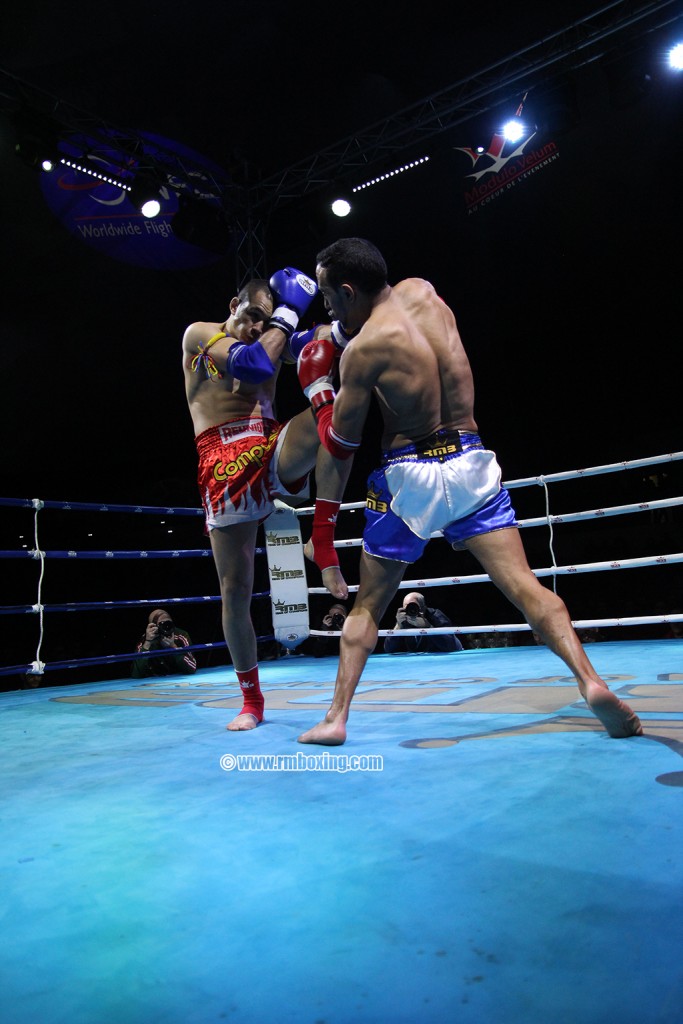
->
[384, 592, 463, 655]
[297, 601, 349, 658]
[132, 609, 197, 678]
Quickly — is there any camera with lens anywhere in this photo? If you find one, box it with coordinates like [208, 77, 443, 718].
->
[330, 612, 346, 630]
[405, 603, 421, 619]
[157, 620, 174, 637]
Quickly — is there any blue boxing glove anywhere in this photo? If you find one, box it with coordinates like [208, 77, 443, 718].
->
[226, 340, 276, 383]
[268, 267, 318, 340]
[285, 320, 353, 363]
[285, 325, 317, 363]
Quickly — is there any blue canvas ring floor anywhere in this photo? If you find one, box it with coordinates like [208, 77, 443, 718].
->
[1, 639, 682, 1024]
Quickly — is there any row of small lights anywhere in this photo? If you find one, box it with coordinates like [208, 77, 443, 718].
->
[52, 156, 131, 191]
[331, 156, 430, 216]
[41, 157, 161, 217]
[352, 156, 430, 192]
[331, 43, 683, 217]
[42, 42, 683, 224]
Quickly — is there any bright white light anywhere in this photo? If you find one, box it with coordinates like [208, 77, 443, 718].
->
[669, 42, 683, 70]
[41, 158, 55, 172]
[331, 198, 351, 217]
[502, 119, 525, 142]
[141, 198, 161, 218]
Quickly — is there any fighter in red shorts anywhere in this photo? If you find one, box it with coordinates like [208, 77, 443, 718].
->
[183, 269, 346, 731]
[196, 417, 308, 528]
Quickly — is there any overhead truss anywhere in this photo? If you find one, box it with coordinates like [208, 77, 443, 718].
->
[1, 0, 681, 278]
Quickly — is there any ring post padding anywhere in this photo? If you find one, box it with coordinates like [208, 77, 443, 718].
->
[263, 502, 309, 649]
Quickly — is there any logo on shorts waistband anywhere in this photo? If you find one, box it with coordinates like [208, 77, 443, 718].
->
[218, 419, 264, 444]
[422, 442, 462, 461]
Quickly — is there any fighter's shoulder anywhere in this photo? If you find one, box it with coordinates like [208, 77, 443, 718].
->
[182, 320, 226, 352]
[394, 277, 437, 297]
[344, 318, 395, 377]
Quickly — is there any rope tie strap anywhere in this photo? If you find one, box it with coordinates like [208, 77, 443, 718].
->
[191, 332, 226, 380]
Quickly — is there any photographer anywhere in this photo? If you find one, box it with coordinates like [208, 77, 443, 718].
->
[131, 609, 197, 678]
[297, 602, 349, 658]
[384, 592, 463, 655]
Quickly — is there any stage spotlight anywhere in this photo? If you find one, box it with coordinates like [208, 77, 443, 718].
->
[331, 196, 351, 217]
[669, 43, 683, 71]
[502, 119, 525, 142]
[128, 173, 163, 218]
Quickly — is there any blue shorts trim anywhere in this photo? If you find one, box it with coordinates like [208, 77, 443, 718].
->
[363, 448, 518, 563]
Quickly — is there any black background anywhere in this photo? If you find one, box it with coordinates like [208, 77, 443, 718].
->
[1, 1, 681, 684]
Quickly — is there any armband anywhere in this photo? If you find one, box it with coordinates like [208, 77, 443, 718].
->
[226, 340, 276, 383]
[315, 404, 360, 461]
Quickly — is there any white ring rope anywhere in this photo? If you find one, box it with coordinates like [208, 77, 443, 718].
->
[2, 450, 681, 668]
[303, 496, 683, 547]
[502, 451, 683, 488]
[297, 450, 683, 519]
[309, 552, 683, 596]
[306, 450, 683, 637]
[311, 614, 683, 640]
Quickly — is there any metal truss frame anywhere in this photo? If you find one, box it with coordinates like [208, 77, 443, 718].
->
[1, 0, 680, 280]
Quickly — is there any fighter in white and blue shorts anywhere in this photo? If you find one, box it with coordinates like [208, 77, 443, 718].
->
[363, 428, 518, 562]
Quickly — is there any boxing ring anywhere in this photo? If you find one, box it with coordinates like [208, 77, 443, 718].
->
[1, 450, 682, 1024]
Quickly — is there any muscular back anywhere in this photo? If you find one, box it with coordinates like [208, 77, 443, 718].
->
[339, 279, 477, 450]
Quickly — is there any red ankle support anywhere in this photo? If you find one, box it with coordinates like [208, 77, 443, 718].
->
[311, 499, 341, 571]
[235, 666, 264, 722]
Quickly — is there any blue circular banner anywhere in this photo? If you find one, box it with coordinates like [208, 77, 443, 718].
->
[40, 130, 236, 269]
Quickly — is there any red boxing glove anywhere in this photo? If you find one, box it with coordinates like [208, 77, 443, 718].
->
[297, 338, 339, 416]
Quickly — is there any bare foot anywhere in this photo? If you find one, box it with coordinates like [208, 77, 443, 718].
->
[227, 711, 261, 731]
[227, 694, 264, 731]
[303, 539, 348, 600]
[298, 715, 347, 745]
[585, 681, 643, 738]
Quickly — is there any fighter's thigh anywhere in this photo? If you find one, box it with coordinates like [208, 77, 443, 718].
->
[277, 409, 319, 483]
[210, 520, 260, 588]
[463, 528, 539, 602]
[355, 550, 408, 621]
